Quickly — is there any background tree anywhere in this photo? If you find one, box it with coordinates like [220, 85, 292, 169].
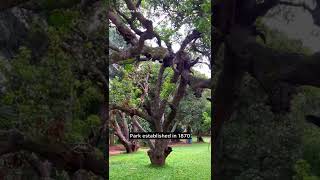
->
[176, 87, 211, 142]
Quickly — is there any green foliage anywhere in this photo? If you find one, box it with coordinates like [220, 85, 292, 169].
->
[48, 9, 80, 34]
[219, 74, 302, 180]
[110, 62, 178, 107]
[175, 87, 211, 134]
[0, 46, 74, 135]
[0, 1, 106, 178]
[291, 86, 320, 177]
[142, 0, 211, 55]
[293, 159, 320, 180]
[109, 27, 129, 49]
[76, 80, 104, 118]
[109, 73, 142, 107]
[0, 37, 103, 142]
[65, 115, 101, 143]
[0, 105, 17, 129]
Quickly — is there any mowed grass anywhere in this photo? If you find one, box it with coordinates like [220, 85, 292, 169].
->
[109, 142, 211, 180]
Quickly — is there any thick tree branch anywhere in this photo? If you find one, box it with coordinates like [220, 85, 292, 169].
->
[108, 10, 138, 45]
[111, 112, 131, 145]
[123, 0, 161, 51]
[118, 112, 130, 140]
[110, 44, 168, 64]
[154, 64, 166, 109]
[164, 72, 189, 131]
[226, 27, 320, 88]
[109, 104, 152, 123]
[179, 30, 202, 52]
[0, 129, 107, 178]
[189, 76, 212, 90]
[124, 0, 153, 30]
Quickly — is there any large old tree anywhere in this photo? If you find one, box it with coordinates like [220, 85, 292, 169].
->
[213, 0, 320, 178]
[108, 0, 211, 165]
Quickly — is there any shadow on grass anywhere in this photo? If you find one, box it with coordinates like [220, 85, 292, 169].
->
[145, 164, 173, 169]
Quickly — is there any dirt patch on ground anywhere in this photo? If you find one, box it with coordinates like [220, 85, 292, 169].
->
[109, 145, 126, 156]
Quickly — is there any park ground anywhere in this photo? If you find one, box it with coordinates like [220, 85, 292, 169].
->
[109, 137, 211, 180]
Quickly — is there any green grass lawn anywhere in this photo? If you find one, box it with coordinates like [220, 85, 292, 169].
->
[109, 143, 211, 180]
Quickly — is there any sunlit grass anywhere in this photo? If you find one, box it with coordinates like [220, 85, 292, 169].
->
[109, 143, 211, 180]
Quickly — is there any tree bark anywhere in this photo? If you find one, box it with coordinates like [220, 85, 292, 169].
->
[122, 140, 139, 153]
[197, 136, 204, 143]
[147, 140, 172, 166]
[213, 44, 246, 178]
[111, 111, 139, 153]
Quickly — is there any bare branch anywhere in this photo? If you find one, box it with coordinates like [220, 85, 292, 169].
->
[132, 116, 155, 149]
[178, 30, 202, 52]
[111, 112, 131, 145]
[190, 57, 201, 67]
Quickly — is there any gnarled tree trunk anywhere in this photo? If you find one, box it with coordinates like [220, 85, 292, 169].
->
[197, 136, 204, 143]
[120, 137, 139, 153]
[147, 140, 172, 166]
